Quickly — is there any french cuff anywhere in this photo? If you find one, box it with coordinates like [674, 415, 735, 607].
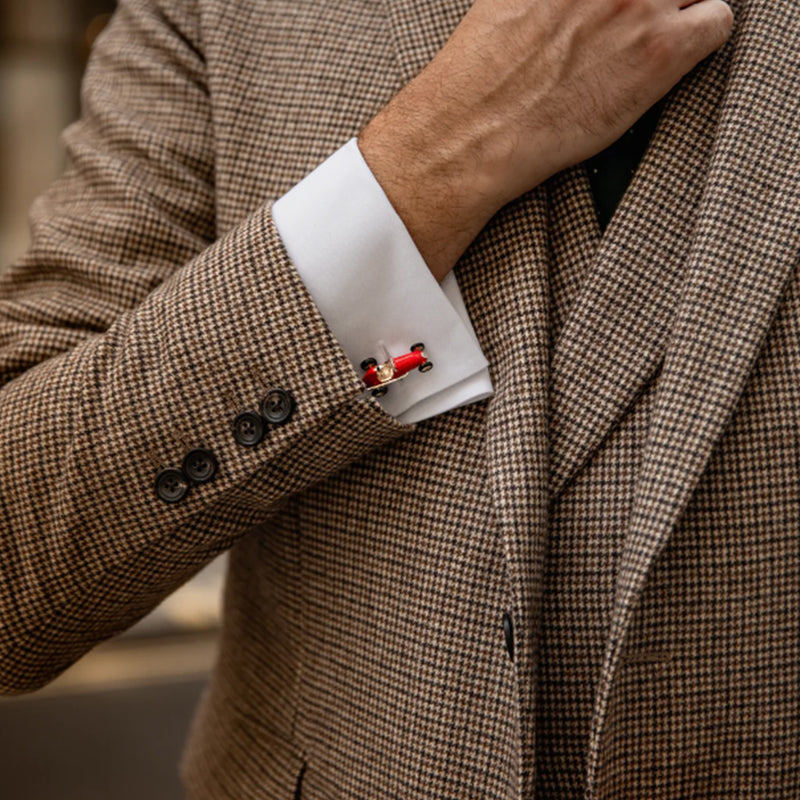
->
[272, 137, 493, 424]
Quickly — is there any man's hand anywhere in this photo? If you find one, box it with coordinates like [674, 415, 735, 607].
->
[358, 0, 733, 281]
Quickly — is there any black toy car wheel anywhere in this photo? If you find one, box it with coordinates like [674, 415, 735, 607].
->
[410, 342, 425, 352]
[419, 361, 433, 373]
[360, 357, 377, 371]
[371, 386, 388, 398]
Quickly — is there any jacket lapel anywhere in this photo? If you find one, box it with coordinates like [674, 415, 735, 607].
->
[548, 40, 736, 498]
[588, 0, 800, 791]
[546, 165, 602, 343]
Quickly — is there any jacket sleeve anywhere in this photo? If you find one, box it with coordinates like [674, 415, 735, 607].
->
[0, 0, 411, 694]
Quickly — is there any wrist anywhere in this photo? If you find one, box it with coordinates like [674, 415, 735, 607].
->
[358, 77, 512, 281]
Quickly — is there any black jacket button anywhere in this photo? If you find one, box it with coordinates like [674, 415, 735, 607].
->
[260, 388, 294, 425]
[503, 612, 515, 662]
[183, 448, 218, 483]
[233, 411, 265, 446]
[155, 468, 189, 503]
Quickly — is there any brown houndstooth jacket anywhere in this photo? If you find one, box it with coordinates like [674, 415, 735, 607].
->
[1, 0, 799, 797]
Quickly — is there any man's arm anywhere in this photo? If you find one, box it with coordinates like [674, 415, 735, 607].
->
[0, 0, 411, 694]
[359, 0, 734, 280]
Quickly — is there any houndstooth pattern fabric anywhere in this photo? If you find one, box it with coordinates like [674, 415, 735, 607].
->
[535, 23, 736, 797]
[1, 0, 800, 798]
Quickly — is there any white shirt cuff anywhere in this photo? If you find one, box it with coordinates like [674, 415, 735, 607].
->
[272, 138, 493, 424]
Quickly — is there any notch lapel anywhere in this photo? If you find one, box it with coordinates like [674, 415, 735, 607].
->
[548, 40, 736, 498]
[588, 0, 800, 792]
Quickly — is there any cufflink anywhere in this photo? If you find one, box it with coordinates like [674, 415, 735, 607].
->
[361, 342, 433, 397]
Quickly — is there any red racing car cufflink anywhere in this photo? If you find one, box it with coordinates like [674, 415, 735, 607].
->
[360, 342, 433, 397]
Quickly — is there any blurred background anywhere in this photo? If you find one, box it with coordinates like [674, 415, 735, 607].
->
[1, 2, 227, 797]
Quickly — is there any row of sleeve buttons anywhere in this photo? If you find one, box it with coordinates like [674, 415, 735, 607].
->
[233, 388, 294, 447]
[154, 388, 295, 502]
[155, 447, 218, 504]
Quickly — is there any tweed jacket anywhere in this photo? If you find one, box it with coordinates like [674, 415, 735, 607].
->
[1, 0, 799, 797]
